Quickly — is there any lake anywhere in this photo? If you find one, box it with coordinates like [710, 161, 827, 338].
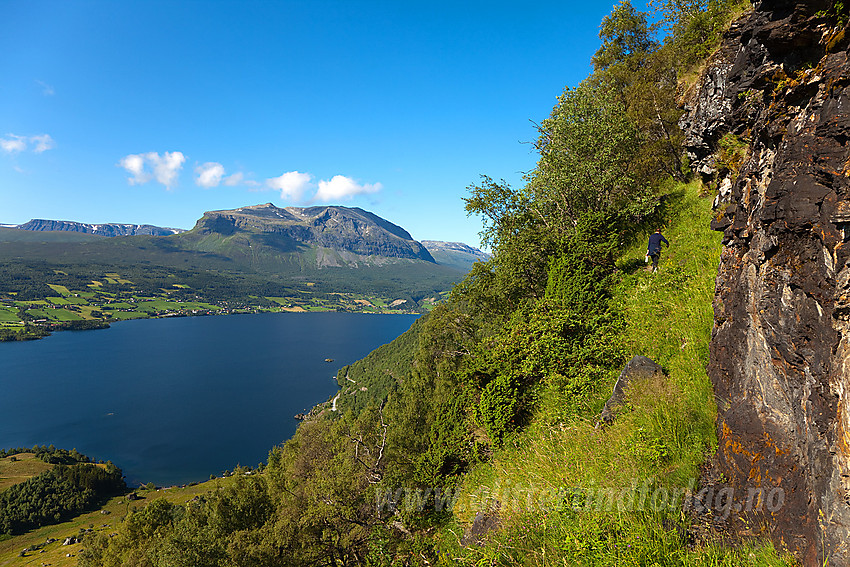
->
[0, 312, 418, 487]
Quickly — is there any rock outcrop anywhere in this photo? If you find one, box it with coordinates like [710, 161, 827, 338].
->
[682, 1, 850, 563]
[600, 356, 664, 424]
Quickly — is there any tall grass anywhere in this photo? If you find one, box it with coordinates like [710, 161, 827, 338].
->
[437, 182, 797, 566]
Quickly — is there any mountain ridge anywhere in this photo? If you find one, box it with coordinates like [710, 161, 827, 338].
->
[13, 219, 184, 237]
[2, 204, 488, 271]
[421, 240, 490, 272]
[184, 203, 436, 265]
[0, 204, 485, 324]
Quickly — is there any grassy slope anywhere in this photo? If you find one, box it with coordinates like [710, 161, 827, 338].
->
[0, 454, 118, 564]
[0, 228, 103, 243]
[0, 478, 236, 566]
[439, 183, 797, 565]
[0, 455, 53, 493]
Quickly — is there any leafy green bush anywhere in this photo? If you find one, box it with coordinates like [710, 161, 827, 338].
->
[652, 0, 753, 72]
[476, 374, 519, 443]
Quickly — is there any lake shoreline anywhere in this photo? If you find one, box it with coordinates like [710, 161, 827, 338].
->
[0, 312, 419, 486]
[0, 301, 424, 343]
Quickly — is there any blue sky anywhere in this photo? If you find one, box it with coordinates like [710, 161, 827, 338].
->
[1, 0, 648, 248]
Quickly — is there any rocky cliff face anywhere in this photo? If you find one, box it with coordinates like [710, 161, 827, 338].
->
[682, 1, 850, 563]
[191, 203, 436, 264]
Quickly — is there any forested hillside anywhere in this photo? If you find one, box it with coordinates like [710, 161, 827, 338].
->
[0, 447, 125, 537]
[76, 0, 801, 565]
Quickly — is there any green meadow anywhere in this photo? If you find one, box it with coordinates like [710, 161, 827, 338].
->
[0, 453, 239, 567]
[0, 269, 431, 341]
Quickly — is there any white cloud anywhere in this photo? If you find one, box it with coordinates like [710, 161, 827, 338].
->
[36, 80, 55, 96]
[266, 171, 314, 201]
[118, 154, 148, 184]
[118, 151, 186, 189]
[151, 152, 185, 187]
[223, 172, 244, 186]
[195, 162, 226, 188]
[1, 133, 54, 154]
[315, 175, 382, 201]
[0, 135, 26, 153]
[30, 134, 55, 153]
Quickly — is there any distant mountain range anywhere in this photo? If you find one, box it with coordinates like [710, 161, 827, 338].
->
[3, 204, 486, 272]
[0, 204, 487, 309]
[421, 240, 490, 272]
[8, 219, 184, 237]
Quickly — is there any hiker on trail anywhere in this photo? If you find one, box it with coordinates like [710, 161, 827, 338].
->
[646, 229, 669, 272]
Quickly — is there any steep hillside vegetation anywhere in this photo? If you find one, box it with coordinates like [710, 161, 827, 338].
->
[436, 183, 793, 565]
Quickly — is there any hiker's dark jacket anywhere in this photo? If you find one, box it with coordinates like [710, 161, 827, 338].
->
[647, 233, 669, 255]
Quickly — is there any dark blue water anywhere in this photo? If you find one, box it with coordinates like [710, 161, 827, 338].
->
[0, 312, 417, 487]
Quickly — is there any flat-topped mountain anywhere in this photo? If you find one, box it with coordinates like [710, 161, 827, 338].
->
[182, 203, 436, 267]
[14, 219, 184, 237]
